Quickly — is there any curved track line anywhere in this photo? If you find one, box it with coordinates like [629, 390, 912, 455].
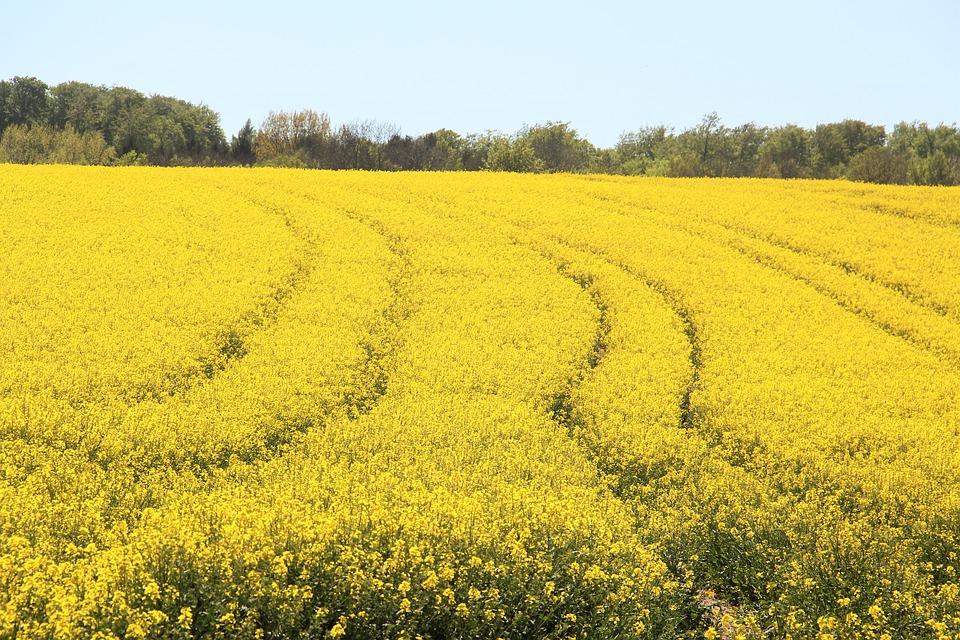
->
[134, 185, 318, 405]
[72, 185, 413, 483]
[842, 192, 960, 231]
[507, 231, 708, 476]
[722, 234, 960, 370]
[674, 214, 960, 370]
[704, 216, 955, 319]
[267, 184, 416, 418]
[547, 234, 704, 434]
[514, 240, 611, 429]
[570, 183, 957, 322]
[222, 185, 415, 462]
[514, 233, 785, 629]
[572, 189, 960, 371]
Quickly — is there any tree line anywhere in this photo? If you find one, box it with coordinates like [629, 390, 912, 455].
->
[0, 76, 225, 166]
[2, 76, 958, 185]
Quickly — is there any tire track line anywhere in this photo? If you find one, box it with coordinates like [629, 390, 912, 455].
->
[702, 215, 955, 320]
[87, 181, 412, 480]
[576, 189, 960, 370]
[509, 231, 705, 477]
[678, 214, 960, 370]
[512, 232, 785, 633]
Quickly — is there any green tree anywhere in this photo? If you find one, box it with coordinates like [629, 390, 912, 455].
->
[616, 125, 672, 175]
[0, 123, 114, 165]
[50, 81, 104, 133]
[727, 122, 767, 177]
[758, 124, 811, 178]
[889, 122, 960, 185]
[383, 129, 467, 171]
[152, 116, 188, 165]
[460, 133, 492, 171]
[231, 119, 256, 165]
[846, 147, 909, 184]
[694, 112, 726, 168]
[589, 148, 621, 174]
[429, 128, 466, 171]
[100, 86, 148, 152]
[0, 122, 51, 163]
[667, 113, 739, 177]
[889, 121, 956, 158]
[3, 76, 50, 129]
[910, 150, 958, 186]
[517, 121, 594, 173]
[0, 80, 10, 132]
[484, 132, 543, 173]
[811, 120, 886, 178]
[111, 104, 159, 160]
[255, 109, 331, 166]
[51, 125, 116, 164]
[148, 95, 225, 163]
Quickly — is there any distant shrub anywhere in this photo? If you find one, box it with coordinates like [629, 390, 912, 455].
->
[0, 123, 115, 165]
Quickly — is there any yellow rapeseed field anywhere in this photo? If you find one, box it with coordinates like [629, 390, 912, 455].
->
[2, 165, 960, 639]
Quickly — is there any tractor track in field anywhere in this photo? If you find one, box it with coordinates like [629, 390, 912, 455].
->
[80, 183, 413, 481]
[540, 233, 704, 435]
[505, 229, 710, 489]
[845, 193, 960, 231]
[703, 216, 956, 320]
[514, 239, 612, 428]
[201, 183, 413, 431]
[513, 232, 773, 636]
[3, 188, 322, 465]
[467, 196, 708, 477]
[572, 185, 958, 325]
[671, 212, 960, 371]
[125, 185, 320, 407]
[577, 188, 960, 371]
[715, 226, 960, 370]
[251, 184, 416, 441]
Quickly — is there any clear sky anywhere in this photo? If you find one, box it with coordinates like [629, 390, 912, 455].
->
[3, 0, 958, 148]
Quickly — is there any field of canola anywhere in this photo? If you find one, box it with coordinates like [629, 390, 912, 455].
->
[2, 166, 960, 640]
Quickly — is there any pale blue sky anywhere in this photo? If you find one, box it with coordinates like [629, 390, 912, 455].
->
[3, 0, 957, 147]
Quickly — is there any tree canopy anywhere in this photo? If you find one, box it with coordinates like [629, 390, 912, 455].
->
[0, 76, 226, 166]
[2, 76, 958, 185]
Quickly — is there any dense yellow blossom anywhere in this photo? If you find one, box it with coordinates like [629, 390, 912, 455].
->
[2, 166, 960, 638]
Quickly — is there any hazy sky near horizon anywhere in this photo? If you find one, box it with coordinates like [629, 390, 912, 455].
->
[3, 0, 958, 147]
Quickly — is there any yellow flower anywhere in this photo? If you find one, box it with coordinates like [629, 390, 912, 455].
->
[178, 607, 193, 630]
[421, 572, 439, 590]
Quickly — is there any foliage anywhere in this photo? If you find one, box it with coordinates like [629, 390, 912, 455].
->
[616, 125, 672, 175]
[889, 121, 960, 186]
[516, 121, 595, 173]
[757, 124, 811, 178]
[0, 76, 50, 130]
[230, 119, 257, 165]
[483, 132, 544, 173]
[847, 146, 909, 184]
[3, 76, 960, 185]
[811, 120, 887, 178]
[0, 77, 226, 166]
[0, 123, 115, 164]
[254, 110, 331, 164]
